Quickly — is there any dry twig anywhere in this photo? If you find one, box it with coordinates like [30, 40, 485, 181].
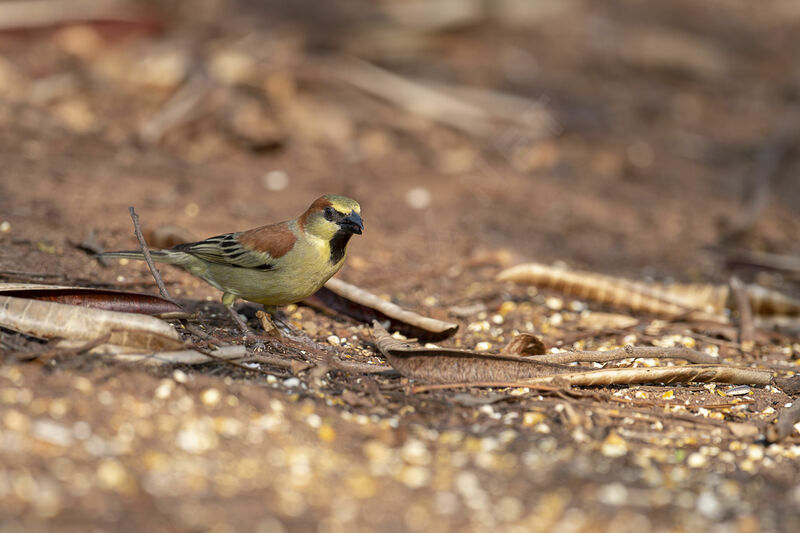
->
[530, 344, 720, 365]
[128, 207, 175, 304]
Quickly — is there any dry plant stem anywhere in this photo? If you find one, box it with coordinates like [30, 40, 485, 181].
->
[520, 365, 773, 387]
[730, 277, 755, 352]
[533, 345, 719, 365]
[128, 207, 173, 303]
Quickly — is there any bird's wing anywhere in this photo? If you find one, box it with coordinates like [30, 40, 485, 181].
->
[171, 221, 298, 271]
[172, 231, 278, 271]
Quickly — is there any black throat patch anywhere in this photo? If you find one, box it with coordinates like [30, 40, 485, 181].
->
[329, 230, 353, 264]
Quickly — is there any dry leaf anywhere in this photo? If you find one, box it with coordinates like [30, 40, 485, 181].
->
[0, 283, 185, 316]
[0, 296, 182, 351]
[372, 320, 570, 383]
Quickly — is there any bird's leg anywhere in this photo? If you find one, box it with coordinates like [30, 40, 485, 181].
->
[222, 292, 258, 338]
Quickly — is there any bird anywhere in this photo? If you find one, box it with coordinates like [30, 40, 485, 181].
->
[101, 194, 363, 334]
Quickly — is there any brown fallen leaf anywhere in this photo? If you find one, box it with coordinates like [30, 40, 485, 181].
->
[0, 296, 183, 351]
[372, 320, 570, 383]
[0, 283, 185, 316]
[305, 278, 458, 342]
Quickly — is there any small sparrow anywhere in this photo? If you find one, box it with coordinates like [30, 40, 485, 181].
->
[103, 194, 363, 331]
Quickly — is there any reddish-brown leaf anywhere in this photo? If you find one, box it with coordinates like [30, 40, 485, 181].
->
[0, 284, 185, 315]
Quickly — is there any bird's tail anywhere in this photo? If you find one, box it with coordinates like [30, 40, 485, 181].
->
[99, 249, 188, 265]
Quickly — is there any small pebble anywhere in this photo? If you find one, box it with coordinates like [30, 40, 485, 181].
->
[283, 377, 300, 388]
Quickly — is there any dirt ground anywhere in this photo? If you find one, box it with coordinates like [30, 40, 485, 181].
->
[1, 1, 800, 531]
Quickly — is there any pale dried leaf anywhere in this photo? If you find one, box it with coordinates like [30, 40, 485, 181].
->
[0, 296, 182, 351]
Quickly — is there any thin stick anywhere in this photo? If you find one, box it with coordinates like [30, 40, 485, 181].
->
[128, 206, 173, 302]
[520, 365, 773, 388]
[530, 345, 720, 365]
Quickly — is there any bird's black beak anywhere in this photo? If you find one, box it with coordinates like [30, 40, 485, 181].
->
[340, 211, 364, 235]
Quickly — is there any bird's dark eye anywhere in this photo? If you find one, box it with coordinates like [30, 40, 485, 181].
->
[324, 206, 336, 221]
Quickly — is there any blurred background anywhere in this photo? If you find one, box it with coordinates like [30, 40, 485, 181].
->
[1, 0, 799, 291]
[1, 2, 800, 531]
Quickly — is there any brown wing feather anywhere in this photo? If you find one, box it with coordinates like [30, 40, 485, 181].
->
[237, 221, 296, 259]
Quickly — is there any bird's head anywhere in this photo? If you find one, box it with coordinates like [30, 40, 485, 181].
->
[300, 194, 364, 241]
